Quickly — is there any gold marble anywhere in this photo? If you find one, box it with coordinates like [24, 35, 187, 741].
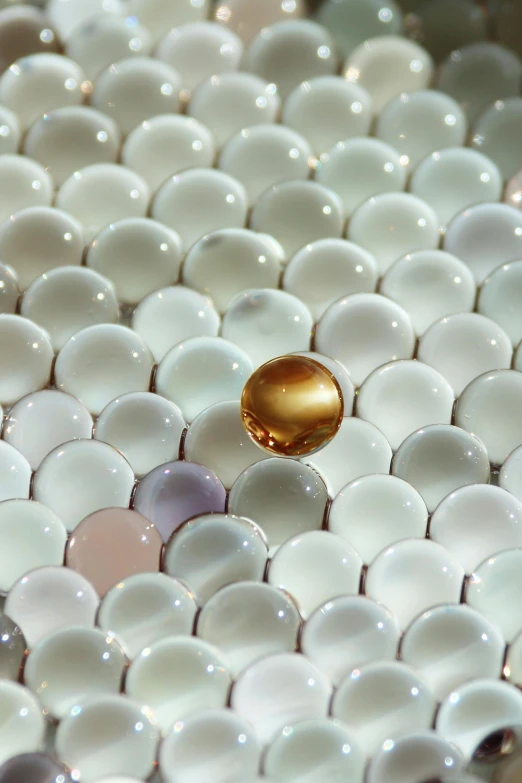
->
[241, 355, 343, 457]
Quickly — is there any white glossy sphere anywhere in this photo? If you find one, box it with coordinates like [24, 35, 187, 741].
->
[121, 114, 216, 191]
[380, 249, 476, 336]
[479, 260, 522, 346]
[184, 401, 268, 490]
[221, 289, 313, 369]
[366, 539, 465, 631]
[466, 549, 522, 643]
[0, 104, 20, 155]
[54, 694, 159, 783]
[0, 264, 19, 315]
[410, 147, 503, 229]
[163, 514, 268, 604]
[268, 530, 362, 619]
[344, 35, 434, 114]
[317, 0, 403, 60]
[400, 604, 505, 701]
[0, 441, 31, 503]
[250, 180, 344, 258]
[56, 163, 150, 243]
[152, 169, 248, 253]
[0, 499, 67, 592]
[155, 336, 253, 423]
[328, 474, 428, 564]
[376, 90, 467, 169]
[0, 681, 45, 765]
[500, 444, 522, 503]
[431, 483, 522, 574]
[132, 285, 220, 363]
[33, 439, 135, 532]
[245, 19, 337, 100]
[357, 360, 455, 451]
[315, 293, 415, 387]
[347, 192, 440, 275]
[505, 630, 522, 688]
[332, 661, 436, 757]
[156, 22, 243, 98]
[64, 15, 153, 80]
[24, 626, 126, 719]
[126, 636, 231, 732]
[303, 416, 392, 497]
[54, 324, 154, 416]
[197, 582, 301, 675]
[214, 0, 306, 45]
[86, 218, 183, 306]
[21, 266, 119, 351]
[0, 206, 84, 290]
[24, 106, 121, 187]
[188, 72, 281, 148]
[92, 57, 181, 136]
[472, 97, 522, 180]
[3, 390, 93, 470]
[0, 155, 53, 225]
[5, 565, 99, 648]
[437, 42, 522, 124]
[444, 202, 522, 285]
[182, 228, 282, 313]
[283, 75, 372, 157]
[392, 424, 490, 513]
[159, 709, 261, 783]
[219, 124, 312, 206]
[229, 458, 328, 554]
[0, 53, 86, 131]
[436, 679, 522, 760]
[0, 314, 53, 407]
[456, 370, 522, 465]
[46, 0, 123, 41]
[418, 312, 512, 397]
[283, 238, 378, 320]
[293, 351, 355, 415]
[94, 392, 185, 478]
[264, 718, 366, 783]
[230, 652, 332, 745]
[315, 137, 406, 218]
[367, 731, 464, 783]
[300, 595, 400, 687]
[127, 0, 211, 42]
[98, 573, 197, 659]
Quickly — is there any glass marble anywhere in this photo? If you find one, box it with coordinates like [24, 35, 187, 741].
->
[0, 206, 84, 290]
[24, 625, 126, 719]
[127, 0, 211, 43]
[98, 572, 197, 659]
[188, 72, 281, 148]
[500, 444, 522, 503]
[0, 606, 25, 682]
[181, 228, 282, 314]
[21, 266, 119, 352]
[367, 731, 464, 783]
[219, 123, 312, 206]
[163, 513, 268, 604]
[0, 104, 20, 156]
[46, 0, 123, 41]
[0, 6, 59, 74]
[23, 106, 121, 187]
[241, 355, 342, 458]
[0, 155, 53, 226]
[0, 313, 54, 407]
[133, 460, 226, 543]
[126, 636, 231, 733]
[315, 137, 407, 218]
[94, 392, 185, 479]
[0, 682, 46, 765]
[317, 0, 403, 59]
[0, 753, 70, 783]
[479, 261, 522, 346]
[197, 581, 301, 676]
[214, 0, 306, 45]
[86, 217, 183, 306]
[392, 424, 490, 513]
[65, 508, 162, 596]
[155, 336, 254, 424]
[91, 57, 182, 136]
[472, 97, 522, 181]
[0, 442, 30, 507]
[0, 264, 19, 315]
[152, 169, 249, 253]
[466, 549, 522, 644]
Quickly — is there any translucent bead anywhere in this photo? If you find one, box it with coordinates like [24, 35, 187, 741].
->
[0, 605, 25, 681]
[214, 0, 306, 45]
[0, 441, 31, 503]
[404, 0, 488, 63]
[367, 731, 464, 783]
[0, 314, 53, 407]
[466, 549, 522, 644]
[0, 104, 20, 155]
[46, 0, 123, 41]
[0, 155, 53, 226]
[127, 0, 211, 43]
[479, 260, 522, 346]
[317, 0, 403, 59]
[0, 264, 19, 315]
[472, 97, 522, 180]
[0, 682, 46, 766]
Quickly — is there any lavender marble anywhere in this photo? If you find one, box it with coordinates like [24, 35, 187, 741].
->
[0, 753, 70, 783]
[133, 460, 227, 542]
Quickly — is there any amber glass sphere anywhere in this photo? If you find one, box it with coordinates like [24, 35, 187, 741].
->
[240, 355, 344, 457]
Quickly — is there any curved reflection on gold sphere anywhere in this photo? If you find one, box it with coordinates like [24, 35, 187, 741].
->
[240, 355, 344, 457]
